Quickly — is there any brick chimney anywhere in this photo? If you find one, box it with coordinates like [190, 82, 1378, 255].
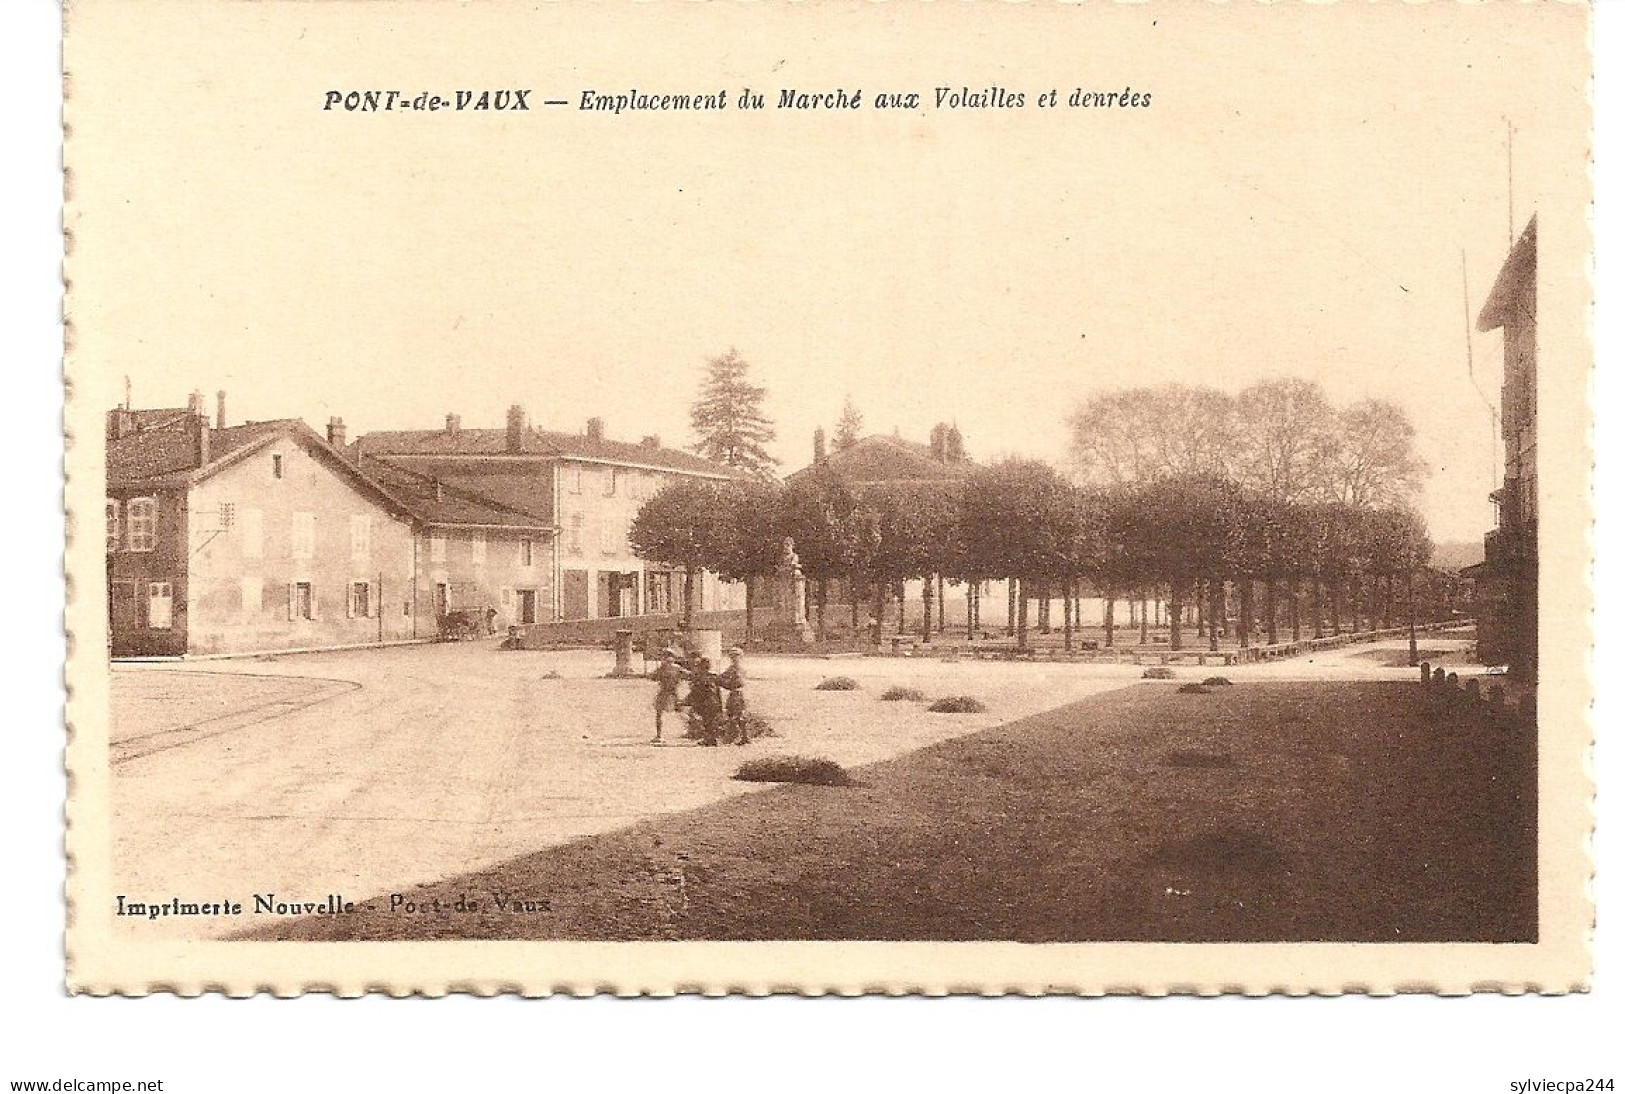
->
[215, 390, 227, 430]
[506, 404, 526, 453]
[193, 413, 211, 466]
[187, 389, 204, 416]
[326, 416, 347, 450]
[107, 408, 135, 441]
[445, 413, 461, 435]
[586, 417, 605, 442]
[813, 427, 827, 465]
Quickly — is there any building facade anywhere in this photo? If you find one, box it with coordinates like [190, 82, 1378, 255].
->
[1473, 215, 1538, 679]
[356, 450, 557, 632]
[356, 406, 747, 626]
[107, 399, 759, 657]
[107, 399, 419, 657]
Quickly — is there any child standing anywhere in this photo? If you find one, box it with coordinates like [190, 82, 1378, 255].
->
[649, 647, 687, 744]
[718, 646, 749, 745]
[682, 656, 724, 746]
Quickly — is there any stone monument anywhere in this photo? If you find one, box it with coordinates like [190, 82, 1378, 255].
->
[778, 537, 814, 644]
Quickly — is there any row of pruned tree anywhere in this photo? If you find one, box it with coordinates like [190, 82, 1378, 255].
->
[629, 458, 1438, 649]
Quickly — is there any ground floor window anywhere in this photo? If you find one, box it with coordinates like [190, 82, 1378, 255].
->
[109, 579, 137, 616]
[350, 581, 370, 618]
[646, 570, 673, 614]
[147, 582, 173, 629]
[517, 588, 539, 624]
[292, 581, 314, 620]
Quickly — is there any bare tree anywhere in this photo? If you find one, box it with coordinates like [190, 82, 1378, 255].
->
[1329, 398, 1425, 509]
[1232, 377, 1339, 503]
[1067, 383, 1234, 486]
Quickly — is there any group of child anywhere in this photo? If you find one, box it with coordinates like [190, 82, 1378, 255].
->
[650, 645, 750, 747]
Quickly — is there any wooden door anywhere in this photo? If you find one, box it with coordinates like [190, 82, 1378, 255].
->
[561, 569, 589, 620]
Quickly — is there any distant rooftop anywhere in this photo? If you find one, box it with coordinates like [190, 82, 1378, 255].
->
[785, 426, 973, 487]
[358, 455, 554, 530]
[358, 411, 746, 479]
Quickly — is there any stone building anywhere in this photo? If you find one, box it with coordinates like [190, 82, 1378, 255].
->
[106, 396, 749, 657]
[1471, 215, 1539, 679]
[106, 395, 419, 657]
[355, 406, 748, 625]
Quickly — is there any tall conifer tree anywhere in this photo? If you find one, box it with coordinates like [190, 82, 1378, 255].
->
[690, 348, 778, 478]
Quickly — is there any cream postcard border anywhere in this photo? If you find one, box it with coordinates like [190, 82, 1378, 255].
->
[61, 0, 1594, 995]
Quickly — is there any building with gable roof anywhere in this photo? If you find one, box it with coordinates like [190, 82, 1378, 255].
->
[106, 395, 755, 657]
[355, 405, 749, 625]
[106, 392, 421, 657]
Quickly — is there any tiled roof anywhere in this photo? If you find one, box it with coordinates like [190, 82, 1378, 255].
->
[124, 407, 193, 430]
[107, 415, 417, 522]
[785, 434, 974, 487]
[107, 416, 289, 487]
[358, 426, 745, 478]
[358, 456, 555, 530]
[1477, 214, 1537, 332]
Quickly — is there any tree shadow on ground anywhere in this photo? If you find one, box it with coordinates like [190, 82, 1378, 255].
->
[237, 681, 1536, 944]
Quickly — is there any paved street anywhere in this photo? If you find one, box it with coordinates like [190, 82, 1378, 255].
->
[109, 634, 1474, 938]
[108, 640, 1127, 937]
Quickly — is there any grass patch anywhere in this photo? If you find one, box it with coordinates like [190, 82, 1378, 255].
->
[253, 681, 1537, 944]
[814, 676, 861, 691]
[1149, 830, 1287, 875]
[739, 712, 777, 739]
[1164, 749, 1236, 769]
[1202, 676, 1233, 687]
[1177, 683, 1212, 695]
[734, 755, 852, 787]
[926, 695, 988, 714]
[1141, 666, 1176, 680]
[881, 685, 926, 702]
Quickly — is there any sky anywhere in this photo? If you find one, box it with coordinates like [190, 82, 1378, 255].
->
[68, 1, 1591, 544]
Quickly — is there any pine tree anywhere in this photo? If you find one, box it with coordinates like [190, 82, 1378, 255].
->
[834, 396, 864, 452]
[689, 348, 779, 478]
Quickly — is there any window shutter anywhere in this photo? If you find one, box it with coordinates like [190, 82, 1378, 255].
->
[346, 583, 356, 618]
[368, 581, 379, 618]
[287, 583, 296, 621]
[311, 586, 321, 621]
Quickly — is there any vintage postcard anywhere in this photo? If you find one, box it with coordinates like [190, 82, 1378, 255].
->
[63, 0, 1592, 995]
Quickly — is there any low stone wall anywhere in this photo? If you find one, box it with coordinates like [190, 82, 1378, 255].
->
[889, 619, 1472, 666]
[503, 609, 763, 651]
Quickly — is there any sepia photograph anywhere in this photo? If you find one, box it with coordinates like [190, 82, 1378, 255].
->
[62, 0, 1591, 994]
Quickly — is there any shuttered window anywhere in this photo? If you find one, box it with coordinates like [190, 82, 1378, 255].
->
[127, 497, 157, 553]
